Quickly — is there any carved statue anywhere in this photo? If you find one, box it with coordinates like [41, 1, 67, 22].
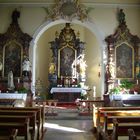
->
[8, 71, 15, 90]
[49, 63, 56, 74]
[77, 54, 87, 79]
[12, 9, 20, 24]
[22, 57, 31, 77]
[118, 9, 125, 24]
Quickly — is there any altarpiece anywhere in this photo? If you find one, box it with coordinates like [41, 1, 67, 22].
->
[105, 9, 140, 94]
[48, 23, 85, 87]
[0, 9, 32, 92]
[48, 23, 86, 101]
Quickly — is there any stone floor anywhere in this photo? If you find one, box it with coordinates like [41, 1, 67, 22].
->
[43, 107, 96, 140]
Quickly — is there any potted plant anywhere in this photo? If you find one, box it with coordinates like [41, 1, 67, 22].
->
[109, 79, 134, 100]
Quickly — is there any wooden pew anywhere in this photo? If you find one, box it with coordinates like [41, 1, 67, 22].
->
[0, 106, 45, 140]
[103, 113, 140, 133]
[128, 129, 137, 140]
[95, 107, 140, 140]
[0, 107, 44, 139]
[98, 117, 140, 140]
[0, 116, 30, 140]
[0, 128, 18, 140]
[0, 110, 36, 140]
[111, 118, 140, 140]
[94, 106, 140, 132]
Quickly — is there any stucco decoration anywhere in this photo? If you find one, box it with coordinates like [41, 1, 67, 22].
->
[43, 0, 94, 21]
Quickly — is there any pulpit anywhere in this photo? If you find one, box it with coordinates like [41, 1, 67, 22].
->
[50, 87, 82, 102]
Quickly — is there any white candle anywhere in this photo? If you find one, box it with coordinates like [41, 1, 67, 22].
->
[93, 86, 96, 93]
[137, 80, 139, 85]
[18, 78, 20, 83]
[93, 86, 96, 97]
[118, 79, 120, 85]
[93, 92, 96, 97]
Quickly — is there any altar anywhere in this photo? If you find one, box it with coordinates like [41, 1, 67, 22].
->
[50, 87, 82, 102]
[109, 94, 140, 107]
[0, 93, 27, 107]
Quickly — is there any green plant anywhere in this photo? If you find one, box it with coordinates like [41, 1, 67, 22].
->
[110, 79, 134, 94]
[17, 87, 28, 93]
[110, 86, 121, 94]
[120, 79, 134, 89]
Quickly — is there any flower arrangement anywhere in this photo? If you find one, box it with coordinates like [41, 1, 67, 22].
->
[110, 79, 134, 94]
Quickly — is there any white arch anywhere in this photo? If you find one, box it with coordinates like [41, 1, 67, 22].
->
[30, 18, 106, 94]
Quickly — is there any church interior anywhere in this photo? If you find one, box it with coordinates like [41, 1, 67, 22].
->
[0, 0, 140, 140]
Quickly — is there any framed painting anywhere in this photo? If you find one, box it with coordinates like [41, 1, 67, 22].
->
[3, 41, 23, 77]
[58, 46, 76, 77]
[115, 42, 134, 79]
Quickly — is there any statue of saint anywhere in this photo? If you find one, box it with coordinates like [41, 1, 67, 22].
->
[22, 57, 31, 77]
[118, 9, 125, 24]
[49, 63, 56, 74]
[77, 54, 87, 79]
[8, 71, 15, 90]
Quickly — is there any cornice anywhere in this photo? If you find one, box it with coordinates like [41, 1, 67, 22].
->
[0, 2, 139, 8]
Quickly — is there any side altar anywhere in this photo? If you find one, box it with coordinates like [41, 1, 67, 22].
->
[50, 87, 82, 102]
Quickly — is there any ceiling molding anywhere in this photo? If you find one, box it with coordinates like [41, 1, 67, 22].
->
[0, 2, 139, 8]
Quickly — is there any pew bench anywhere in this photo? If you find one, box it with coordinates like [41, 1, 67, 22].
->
[111, 118, 140, 140]
[128, 129, 139, 140]
[97, 111, 140, 140]
[93, 106, 140, 132]
[0, 128, 18, 140]
[0, 117, 30, 140]
[0, 106, 45, 140]
[0, 110, 36, 140]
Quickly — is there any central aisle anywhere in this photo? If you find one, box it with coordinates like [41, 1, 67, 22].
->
[43, 106, 96, 140]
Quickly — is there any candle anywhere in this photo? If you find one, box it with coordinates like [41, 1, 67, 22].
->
[93, 86, 96, 97]
[137, 80, 139, 85]
[118, 79, 120, 85]
[93, 92, 96, 98]
[18, 78, 20, 83]
[93, 86, 96, 93]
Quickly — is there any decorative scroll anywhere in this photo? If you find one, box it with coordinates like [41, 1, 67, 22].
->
[43, 0, 94, 22]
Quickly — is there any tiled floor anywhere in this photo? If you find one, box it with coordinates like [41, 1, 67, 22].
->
[43, 108, 96, 140]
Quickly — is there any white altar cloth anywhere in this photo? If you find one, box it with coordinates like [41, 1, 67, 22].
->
[0, 93, 27, 101]
[50, 87, 82, 94]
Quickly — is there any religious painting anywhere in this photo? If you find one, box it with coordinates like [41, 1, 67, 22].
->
[58, 46, 76, 77]
[116, 43, 134, 78]
[4, 41, 22, 77]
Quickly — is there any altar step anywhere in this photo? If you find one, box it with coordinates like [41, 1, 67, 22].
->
[57, 102, 77, 110]
[44, 101, 93, 120]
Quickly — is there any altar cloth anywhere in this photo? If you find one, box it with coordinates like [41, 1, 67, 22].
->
[50, 87, 82, 94]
